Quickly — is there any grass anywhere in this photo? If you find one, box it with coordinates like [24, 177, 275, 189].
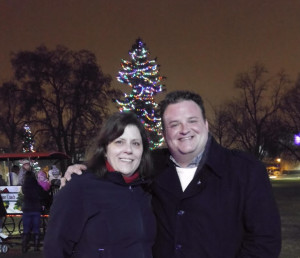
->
[271, 178, 300, 258]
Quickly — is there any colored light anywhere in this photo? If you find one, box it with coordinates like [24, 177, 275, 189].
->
[295, 134, 300, 145]
[116, 38, 165, 149]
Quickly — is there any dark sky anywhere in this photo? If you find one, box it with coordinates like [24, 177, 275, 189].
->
[1, 0, 300, 109]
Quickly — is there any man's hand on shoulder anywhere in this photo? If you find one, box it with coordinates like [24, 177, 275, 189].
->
[60, 164, 87, 188]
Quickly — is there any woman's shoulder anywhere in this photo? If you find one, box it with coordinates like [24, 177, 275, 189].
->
[61, 170, 103, 190]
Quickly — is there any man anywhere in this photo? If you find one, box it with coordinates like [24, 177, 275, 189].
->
[7, 165, 20, 186]
[18, 160, 31, 185]
[63, 90, 281, 257]
[48, 165, 61, 182]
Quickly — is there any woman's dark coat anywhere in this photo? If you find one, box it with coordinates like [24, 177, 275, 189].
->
[151, 136, 281, 258]
[44, 171, 156, 258]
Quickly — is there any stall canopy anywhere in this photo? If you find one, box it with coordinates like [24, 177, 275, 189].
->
[0, 152, 70, 161]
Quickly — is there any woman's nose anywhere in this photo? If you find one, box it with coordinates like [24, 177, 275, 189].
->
[124, 143, 133, 153]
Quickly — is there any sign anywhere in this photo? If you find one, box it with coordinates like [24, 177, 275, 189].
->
[0, 186, 23, 214]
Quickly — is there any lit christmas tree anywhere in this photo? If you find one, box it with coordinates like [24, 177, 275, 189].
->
[22, 124, 36, 153]
[116, 38, 166, 149]
[22, 124, 40, 171]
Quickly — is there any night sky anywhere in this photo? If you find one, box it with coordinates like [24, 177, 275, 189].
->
[1, 0, 300, 111]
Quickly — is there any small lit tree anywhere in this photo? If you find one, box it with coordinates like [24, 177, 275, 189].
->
[22, 124, 40, 171]
[22, 124, 35, 153]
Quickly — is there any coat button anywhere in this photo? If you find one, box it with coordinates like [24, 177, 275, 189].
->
[177, 210, 185, 215]
[197, 180, 201, 185]
[175, 244, 182, 250]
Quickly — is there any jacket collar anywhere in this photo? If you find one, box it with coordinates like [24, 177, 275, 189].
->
[157, 134, 226, 179]
[102, 170, 150, 187]
[203, 135, 227, 178]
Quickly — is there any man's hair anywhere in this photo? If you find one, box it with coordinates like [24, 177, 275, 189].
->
[11, 165, 19, 173]
[159, 90, 206, 129]
[85, 111, 153, 179]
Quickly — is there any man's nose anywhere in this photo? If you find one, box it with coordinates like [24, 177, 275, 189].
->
[179, 123, 190, 133]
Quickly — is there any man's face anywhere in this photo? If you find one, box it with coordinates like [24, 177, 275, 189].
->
[22, 163, 31, 171]
[163, 100, 209, 167]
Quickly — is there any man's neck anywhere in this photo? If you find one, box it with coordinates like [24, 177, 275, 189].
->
[170, 152, 203, 168]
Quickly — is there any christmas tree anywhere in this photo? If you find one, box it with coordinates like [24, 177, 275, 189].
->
[22, 124, 35, 153]
[22, 124, 40, 171]
[116, 38, 166, 149]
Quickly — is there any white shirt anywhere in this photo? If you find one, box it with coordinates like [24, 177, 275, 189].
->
[7, 172, 19, 186]
[176, 167, 197, 191]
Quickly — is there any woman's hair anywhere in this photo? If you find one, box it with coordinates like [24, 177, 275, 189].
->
[85, 112, 153, 178]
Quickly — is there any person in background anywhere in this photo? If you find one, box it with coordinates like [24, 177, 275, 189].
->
[37, 170, 51, 192]
[0, 175, 7, 186]
[7, 165, 20, 186]
[48, 165, 61, 188]
[18, 160, 31, 185]
[21, 165, 48, 253]
[37, 170, 52, 212]
[64, 90, 281, 258]
[44, 112, 156, 258]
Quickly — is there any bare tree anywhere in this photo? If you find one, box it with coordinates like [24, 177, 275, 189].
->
[209, 103, 237, 148]
[10, 45, 121, 162]
[0, 82, 35, 152]
[278, 79, 300, 160]
[211, 64, 290, 160]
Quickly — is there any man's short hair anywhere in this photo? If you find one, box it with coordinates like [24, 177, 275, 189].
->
[11, 165, 19, 172]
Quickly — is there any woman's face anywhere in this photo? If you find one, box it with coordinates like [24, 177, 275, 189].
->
[38, 172, 47, 181]
[106, 125, 143, 177]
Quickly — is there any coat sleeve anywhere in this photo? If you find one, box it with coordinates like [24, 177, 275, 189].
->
[238, 161, 281, 258]
[43, 175, 86, 258]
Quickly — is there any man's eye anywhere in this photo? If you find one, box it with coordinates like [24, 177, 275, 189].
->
[189, 120, 198, 123]
[170, 123, 179, 128]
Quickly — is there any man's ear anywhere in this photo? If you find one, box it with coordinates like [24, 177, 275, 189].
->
[162, 129, 166, 140]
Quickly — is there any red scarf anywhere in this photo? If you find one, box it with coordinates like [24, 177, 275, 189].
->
[105, 161, 139, 184]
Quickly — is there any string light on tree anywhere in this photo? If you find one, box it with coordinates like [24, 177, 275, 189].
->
[116, 38, 166, 149]
[22, 124, 36, 153]
[22, 124, 40, 171]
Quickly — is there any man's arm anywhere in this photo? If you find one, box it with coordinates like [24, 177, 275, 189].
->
[60, 164, 87, 188]
[238, 161, 281, 257]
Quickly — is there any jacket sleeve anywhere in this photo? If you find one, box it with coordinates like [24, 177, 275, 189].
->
[238, 161, 281, 258]
[43, 175, 86, 258]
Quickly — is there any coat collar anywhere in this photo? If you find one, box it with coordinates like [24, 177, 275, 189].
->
[202, 135, 227, 179]
[153, 135, 227, 179]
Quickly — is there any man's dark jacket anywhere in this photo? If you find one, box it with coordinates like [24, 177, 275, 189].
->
[44, 172, 156, 258]
[151, 137, 281, 258]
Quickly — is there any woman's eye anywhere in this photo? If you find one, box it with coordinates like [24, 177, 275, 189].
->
[133, 142, 141, 146]
[114, 140, 123, 144]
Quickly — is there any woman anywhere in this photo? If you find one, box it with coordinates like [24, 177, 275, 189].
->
[44, 112, 156, 258]
[22, 166, 49, 253]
